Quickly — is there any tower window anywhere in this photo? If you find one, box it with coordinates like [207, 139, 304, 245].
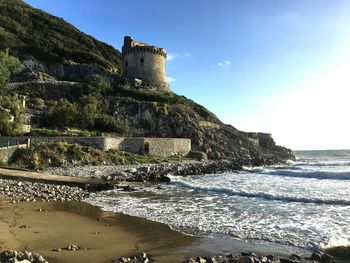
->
[140, 58, 144, 66]
[125, 61, 128, 67]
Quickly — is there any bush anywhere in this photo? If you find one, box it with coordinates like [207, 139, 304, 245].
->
[85, 75, 111, 97]
[43, 98, 77, 128]
[94, 115, 129, 136]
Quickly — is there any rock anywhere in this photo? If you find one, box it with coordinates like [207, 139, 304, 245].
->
[52, 248, 63, 252]
[259, 256, 268, 263]
[115, 257, 130, 263]
[205, 257, 217, 263]
[280, 259, 298, 263]
[19, 224, 30, 229]
[321, 253, 335, 263]
[195, 256, 206, 263]
[66, 244, 79, 251]
[290, 254, 302, 260]
[0, 250, 17, 260]
[326, 246, 350, 260]
[238, 256, 255, 263]
[138, 166, 151, 173]
[182, 258, 196, 263]
[311, 251, 322, 261]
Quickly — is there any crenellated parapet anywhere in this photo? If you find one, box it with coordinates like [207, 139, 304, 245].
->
[122, 36, 170, 92]
[123, 45, 167, 59]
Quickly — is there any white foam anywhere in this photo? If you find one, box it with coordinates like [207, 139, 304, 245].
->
[86, 150, 350, 250]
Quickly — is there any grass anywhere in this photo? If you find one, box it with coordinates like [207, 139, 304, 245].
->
[28, 128, 101, 137]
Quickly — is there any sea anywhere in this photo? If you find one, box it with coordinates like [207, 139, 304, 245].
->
[86, 150, 350, 253]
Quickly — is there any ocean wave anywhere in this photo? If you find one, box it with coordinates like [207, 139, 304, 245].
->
[291, 160, 350, 167]
[245, 167, 350, 180]
[169, 177, 350, 205]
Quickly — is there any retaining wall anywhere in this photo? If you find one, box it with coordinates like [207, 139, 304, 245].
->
[0, 137, 191, 157]
[0, 144, 27, 163]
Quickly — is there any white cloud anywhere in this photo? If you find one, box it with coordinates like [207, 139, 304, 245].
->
[167, 76, 176, 83]
[166, 52, 192, 61]
[167, 53, 178, 61]
[217, 60, 231, 68]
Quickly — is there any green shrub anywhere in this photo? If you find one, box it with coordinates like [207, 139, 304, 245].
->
[94, 115, 129, 136]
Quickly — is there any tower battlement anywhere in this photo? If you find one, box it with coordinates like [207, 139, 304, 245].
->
[122, 36, 170, 92]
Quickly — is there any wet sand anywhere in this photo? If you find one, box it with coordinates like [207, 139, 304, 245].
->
[0, 197, 310, 263]
[0, 198, 198, 263]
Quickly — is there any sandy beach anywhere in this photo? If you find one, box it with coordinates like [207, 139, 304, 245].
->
[0, 169, 343, 263]
[0, 198, 199, 263]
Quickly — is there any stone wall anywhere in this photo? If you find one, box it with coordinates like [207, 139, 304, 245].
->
[30, 137, 106, 149]
[0, 144, 27, 163]
[144, 138, 191, 157]
[0, 137, 191, 157]
[0, 147, 18, 163]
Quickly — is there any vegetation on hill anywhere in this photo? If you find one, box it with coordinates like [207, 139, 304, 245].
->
[0, 49, 23, 135]
[0, 49, 22, 89]
[0, 0, 295, 164]
[10, 142, 182, 170]
[0, 0, 123, 72]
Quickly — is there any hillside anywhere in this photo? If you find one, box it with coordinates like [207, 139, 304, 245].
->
[0, 0, 123, 81]
[0, 0, 294, 165]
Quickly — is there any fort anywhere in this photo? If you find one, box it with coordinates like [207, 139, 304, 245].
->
[122, 36, 170, 92]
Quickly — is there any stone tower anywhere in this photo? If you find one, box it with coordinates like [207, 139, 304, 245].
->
[122, 36, 170, 92]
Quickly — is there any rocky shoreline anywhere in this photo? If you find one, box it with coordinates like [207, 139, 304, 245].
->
[47, 160, 243, 183]
[111, 250, 337, 263]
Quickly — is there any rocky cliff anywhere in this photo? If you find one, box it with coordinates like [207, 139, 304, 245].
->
[0, 0, 295, 165]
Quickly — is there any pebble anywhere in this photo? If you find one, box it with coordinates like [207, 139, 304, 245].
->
[0, 178, 89, 202]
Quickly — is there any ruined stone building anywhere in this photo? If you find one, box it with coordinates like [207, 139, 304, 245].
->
[122, 36, 170, 92]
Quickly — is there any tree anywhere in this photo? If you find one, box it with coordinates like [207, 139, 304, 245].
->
[85, 75, 111, 97]
[45, 99, 78, 128]
[0, 109, 14, 136]
[78, 95, 106, 129]
[0, 49, 22, 90]
[94, 116, 129, 135]
[0, 94, 24, 136]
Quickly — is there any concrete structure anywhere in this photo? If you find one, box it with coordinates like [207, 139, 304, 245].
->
[0, 137, 191, 158]
[0, 146, 18, 163]
[0, 143, 27, 163]
[122, 36, 170, 92]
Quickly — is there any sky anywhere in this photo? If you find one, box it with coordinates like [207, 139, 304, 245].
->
[24, 0, 350, 150]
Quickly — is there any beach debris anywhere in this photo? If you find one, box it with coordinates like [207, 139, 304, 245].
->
[19, 224, 30, 229]
[51, 248, 63, 252]
[0, 250, 48, 263]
